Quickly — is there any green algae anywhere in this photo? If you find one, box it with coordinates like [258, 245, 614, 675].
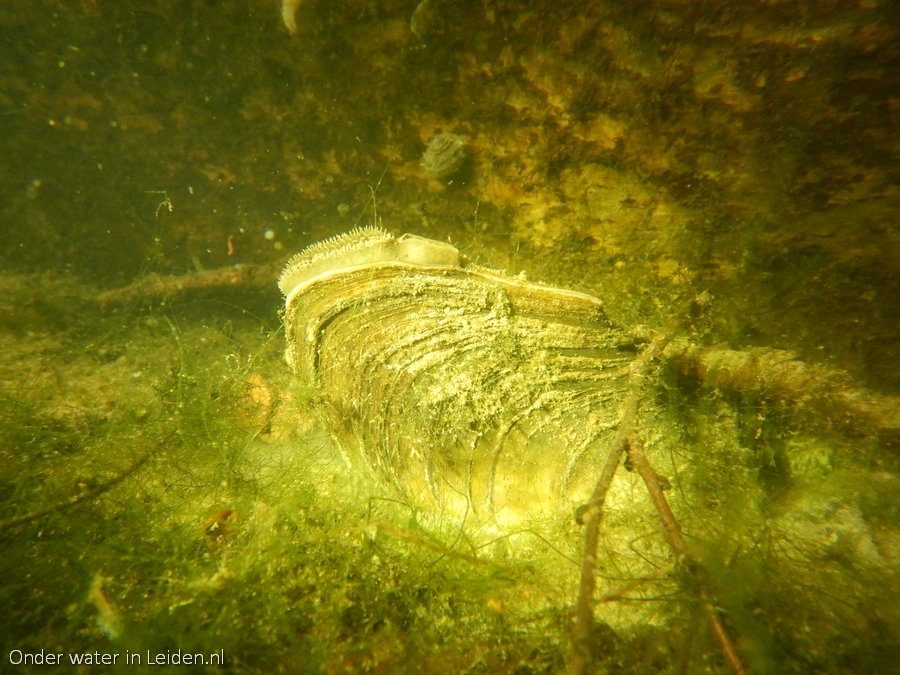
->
[1, 0, 899, 672]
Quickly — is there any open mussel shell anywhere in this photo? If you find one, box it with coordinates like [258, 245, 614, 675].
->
[280, 227, 637, 527]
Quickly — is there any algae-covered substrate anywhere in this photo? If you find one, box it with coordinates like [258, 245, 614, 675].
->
[1, 0, 899, 673]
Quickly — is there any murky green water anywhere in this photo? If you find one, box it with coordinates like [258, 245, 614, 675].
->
[1, 1, 898, 673]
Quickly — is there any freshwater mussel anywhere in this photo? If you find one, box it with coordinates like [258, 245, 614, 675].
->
[280, 227, 638, 527]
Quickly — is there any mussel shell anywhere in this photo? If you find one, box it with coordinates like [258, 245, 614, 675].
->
[421, 132, 468, 179]
[282, 229, 636, 526]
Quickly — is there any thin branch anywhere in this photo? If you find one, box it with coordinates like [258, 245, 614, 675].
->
[0, 452, 152, 532]
[570, 431, 628, 674]
[373, 521, 507, 569]
[95, 262, 281, 307]
[594, 562, 677, 604]
[570, 327, 673, 675]
[628, 440, 747, 675]
[666, 340, 900, 436]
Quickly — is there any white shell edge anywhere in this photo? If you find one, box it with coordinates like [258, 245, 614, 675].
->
[279, 230, 461, 299]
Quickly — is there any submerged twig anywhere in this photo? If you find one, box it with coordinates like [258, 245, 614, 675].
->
[667, 340, 900, 436]
[570, 430, 628, 675]
[594, 561, 677, 604]
[95, 262, 281, 306]
[572, 295, 750, 675]
[571, 327, 672, 675]
[374, 521, 508, 569]
[0, 451, 152, 532]
[628, 440, 746, 675]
